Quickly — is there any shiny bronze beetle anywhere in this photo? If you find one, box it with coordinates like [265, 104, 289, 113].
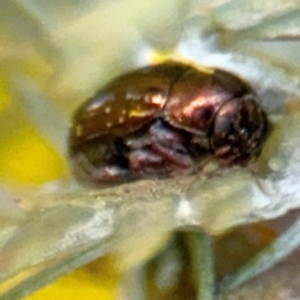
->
[69, 61, 269, 185]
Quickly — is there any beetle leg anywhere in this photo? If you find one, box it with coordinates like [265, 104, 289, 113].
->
[128, 149, 166, 177]
[151, 143, 193, 169]
[149, 120, 193, 169]
[91, 165, 132, 184]
[149, 119, 188, 151]
[125, 133, 152, 149]
[70, 153, 132, 185]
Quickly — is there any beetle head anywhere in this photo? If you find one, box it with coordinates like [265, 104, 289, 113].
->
[209, 96, 269, 165]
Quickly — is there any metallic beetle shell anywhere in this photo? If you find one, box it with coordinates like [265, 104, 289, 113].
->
[69, 61, 269, 185]
[71, 62, 188, 147]
[164, 67, 253, 135]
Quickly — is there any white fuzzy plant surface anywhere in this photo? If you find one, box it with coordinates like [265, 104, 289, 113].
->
[1, 0, 300, 299]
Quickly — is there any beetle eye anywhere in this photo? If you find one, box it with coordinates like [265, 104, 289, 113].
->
[209, 97, 268, 164]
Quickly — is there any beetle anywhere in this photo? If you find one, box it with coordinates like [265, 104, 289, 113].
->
[68, 61, 269, 185]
